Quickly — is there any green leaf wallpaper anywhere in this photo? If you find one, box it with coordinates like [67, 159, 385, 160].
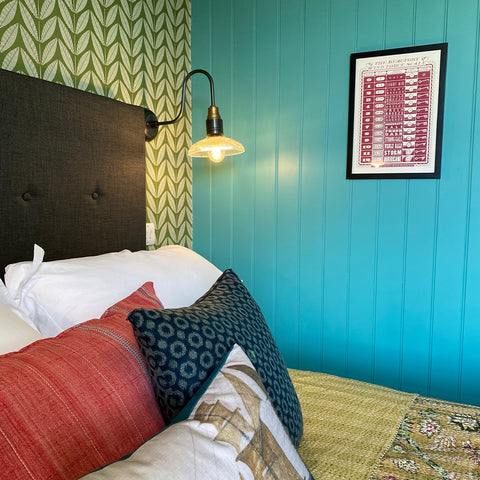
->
[0, 0, 192, 248]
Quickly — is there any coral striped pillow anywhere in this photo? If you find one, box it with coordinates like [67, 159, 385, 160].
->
[0, 282, 166, 480]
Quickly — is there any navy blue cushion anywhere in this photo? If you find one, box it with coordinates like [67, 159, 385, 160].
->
[128, 269, 303, 447]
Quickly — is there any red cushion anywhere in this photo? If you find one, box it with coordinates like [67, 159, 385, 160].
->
[0, 282, 166, 480]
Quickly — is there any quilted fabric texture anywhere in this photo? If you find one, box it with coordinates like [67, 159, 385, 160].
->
[80, 344, 314, 480]
[0, 282, 165, 480]
[128, 269, 303, 447]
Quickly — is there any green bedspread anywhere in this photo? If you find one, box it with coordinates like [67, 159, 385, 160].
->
[290, 369, 480, 480]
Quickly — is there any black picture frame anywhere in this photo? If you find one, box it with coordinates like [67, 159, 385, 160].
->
[346, 43, 447, 179]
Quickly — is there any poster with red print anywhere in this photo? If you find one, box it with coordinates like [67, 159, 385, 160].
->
[347, 43, 447, 179]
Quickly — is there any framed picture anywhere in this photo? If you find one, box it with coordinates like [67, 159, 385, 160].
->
[346, 43, 447, 179]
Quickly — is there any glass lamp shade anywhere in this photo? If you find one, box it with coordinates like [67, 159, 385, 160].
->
[188, 134, 245, 163]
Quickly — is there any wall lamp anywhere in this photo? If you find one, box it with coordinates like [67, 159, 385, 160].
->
[144, 69, 244, 163]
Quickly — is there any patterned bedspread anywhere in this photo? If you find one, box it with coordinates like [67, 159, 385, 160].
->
[289, 369, 480, 480]
[372, 396, 480, 480]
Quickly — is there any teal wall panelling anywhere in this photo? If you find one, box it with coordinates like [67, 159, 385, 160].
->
[192, 0, 480, 406]
[251, 0, 278, 338]
[298, 0, 329, 373]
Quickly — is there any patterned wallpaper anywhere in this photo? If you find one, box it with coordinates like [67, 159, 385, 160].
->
[0, 0, 192, 248]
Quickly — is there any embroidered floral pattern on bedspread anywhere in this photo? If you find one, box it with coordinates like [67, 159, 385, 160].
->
[371, 396, 480, 480]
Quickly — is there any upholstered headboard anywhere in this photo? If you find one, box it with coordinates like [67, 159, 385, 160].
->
[0, 69, 146, 275]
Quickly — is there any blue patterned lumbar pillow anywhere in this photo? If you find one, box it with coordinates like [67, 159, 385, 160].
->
[128, 269, 303, 447]
[80, 344, 314, 480]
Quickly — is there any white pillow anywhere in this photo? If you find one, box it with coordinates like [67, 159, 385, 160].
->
[5, 245, 221, 337]
[80, 344, 313, 480]
[0, 281, 43, 354]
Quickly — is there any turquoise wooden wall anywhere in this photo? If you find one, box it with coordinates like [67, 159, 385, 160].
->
[191, 0, 480, 406]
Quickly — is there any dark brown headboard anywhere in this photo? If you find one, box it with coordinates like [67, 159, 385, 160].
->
[0, 69, 146, 275]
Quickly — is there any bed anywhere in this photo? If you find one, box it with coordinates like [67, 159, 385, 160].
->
[1, 68, 479, 480]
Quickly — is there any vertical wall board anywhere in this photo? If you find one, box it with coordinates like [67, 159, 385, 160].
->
[373, 181, 408, 389]
[321, 0, 356, 377]
[252, 0, 281, 333]
[430, 0, 477, 402]
[462, 80, 480, 404]
[385, 0, 414, 47]
[415, 0, 448, 44]
[231, 0, 256, 287]
[459, 2, 480, 406]
[356, 0, 385, 51]
[401, 180, 438, 395]
[297, 0, 330, 371]
[192, 0, 213, 259]
[400, 0, 446, 395]
[347, 182, 379, 383]
[346, 0, 384, 383]
[273, 0, 305, 365]
[207, 0, 234, 271]
[369, 1, 414, 390]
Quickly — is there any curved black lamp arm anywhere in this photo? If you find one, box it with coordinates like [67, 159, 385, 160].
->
[157, 69, 215, 126]
[145, 69, 222, 142]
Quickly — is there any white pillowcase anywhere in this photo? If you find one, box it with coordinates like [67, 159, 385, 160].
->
[0, 281, 43, 354]
[80, 344, 313, 480]
[5, 245, 221, 337]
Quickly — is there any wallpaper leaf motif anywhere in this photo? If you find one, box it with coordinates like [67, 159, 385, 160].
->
[0, 3, 17, 27]
[0, 0, 192, 249]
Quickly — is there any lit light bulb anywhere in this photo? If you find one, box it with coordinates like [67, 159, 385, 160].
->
[208, 148, 225, 163]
